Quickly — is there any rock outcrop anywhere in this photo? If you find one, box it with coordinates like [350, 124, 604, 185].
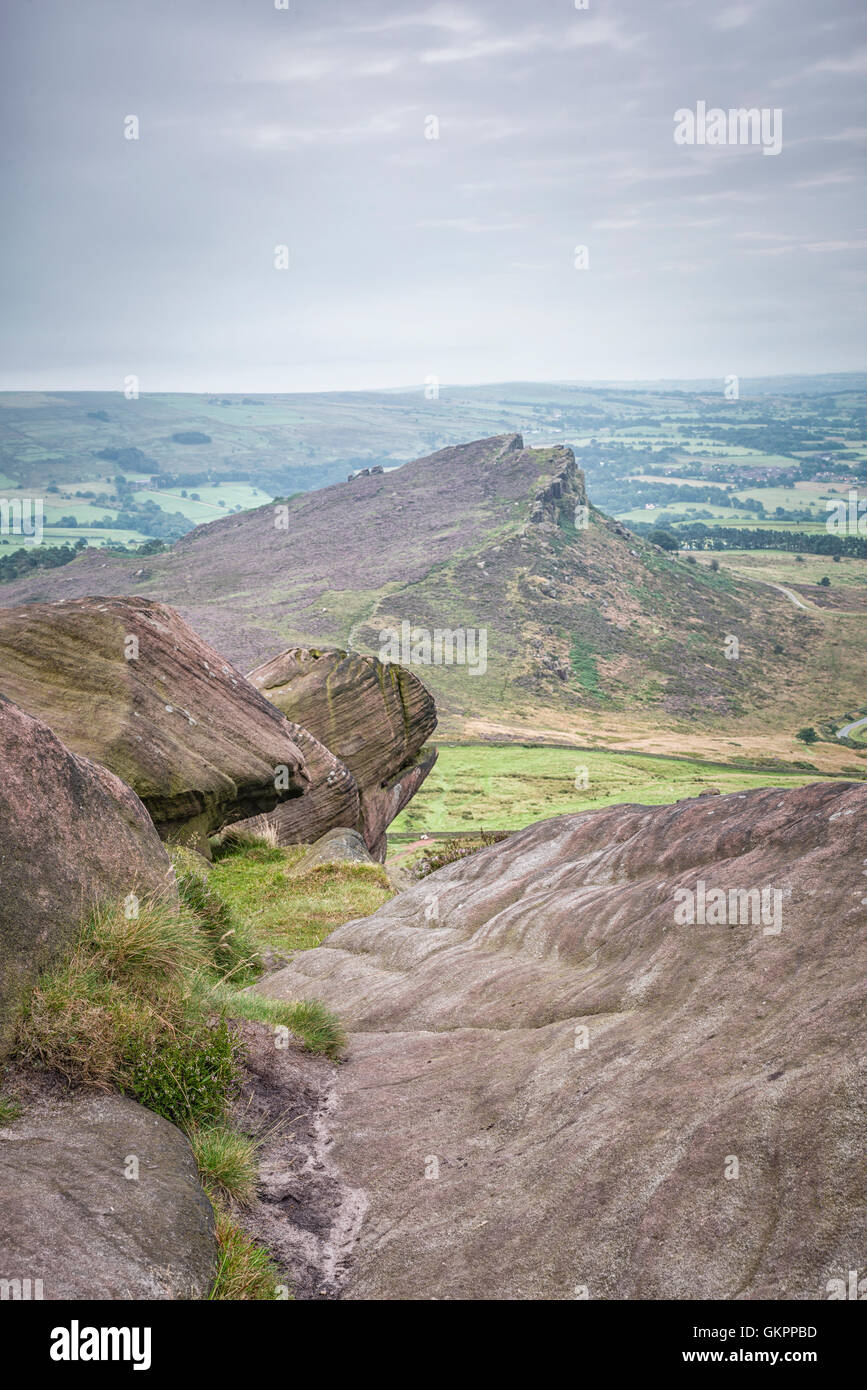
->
[0, 1076, 216, 1299]
[258, 781, 867, 1300]
[291, 827, 377, 870]
[245, 646, 437, 860]
[0, 696, 176, 1053]
[0, 597, 309, 848]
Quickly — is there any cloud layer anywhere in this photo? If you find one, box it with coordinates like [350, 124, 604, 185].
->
[1, 0, 865, 389]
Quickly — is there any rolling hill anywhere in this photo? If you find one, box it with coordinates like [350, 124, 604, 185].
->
[2, 433, 864, 767]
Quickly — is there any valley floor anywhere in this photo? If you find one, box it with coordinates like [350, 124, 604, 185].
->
[390, 743, 858, 835]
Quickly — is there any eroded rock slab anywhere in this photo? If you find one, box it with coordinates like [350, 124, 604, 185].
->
[259, 781, 867, 1300]
[0, 596, 309, 846]
[0, 1074, 216, 1299]
[0, 696, 176, 1052]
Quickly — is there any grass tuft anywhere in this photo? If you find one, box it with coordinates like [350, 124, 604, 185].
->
[208, 1205, 286, 1301]
[190, 1124, 258, 1206]
[0, 1093, 21, 1126]
[194, 978, 345, 1059]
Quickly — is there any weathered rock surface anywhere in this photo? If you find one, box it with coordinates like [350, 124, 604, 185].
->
[237, 722, 361, 852]
[246, 646, 437, 859]
[0, 1074, 217, 1299]
[258, 781, 867, 1300]
[0, 597, 309, 847]
[0, 696, 176, 1053]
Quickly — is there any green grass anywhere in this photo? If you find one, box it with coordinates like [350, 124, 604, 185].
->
[569, 636, 603, 695]
[197, 979, 345, 1059]
[390, 744, 834, 834]
[13, 856, 346, 1122]
[209, 1206, 285, 1301]
[189, 1124, 259, 1206]
[0, 1094, 21, 1125]
[210, 844, 392, 954]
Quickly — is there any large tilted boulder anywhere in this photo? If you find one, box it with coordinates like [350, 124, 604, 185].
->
[243, 721, 362, 850]
[0, 597, 309, 848]
[0, 1079, 216, 1299]
[258, 781, 867, 1300]
[0, 696, 176, 1053]
[247, 646, 437, 859]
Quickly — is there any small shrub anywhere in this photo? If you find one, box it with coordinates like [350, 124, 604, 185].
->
[414, 831, 510, 879]
[124, 1018, 240, 1128]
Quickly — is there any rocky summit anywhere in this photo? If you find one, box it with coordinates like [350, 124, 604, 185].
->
[0, 433, 854, 744]
[259, 780, 867, 1300]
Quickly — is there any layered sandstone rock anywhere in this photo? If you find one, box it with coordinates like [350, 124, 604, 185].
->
[0, 597, 309, 847]
[258, 781, 867, 1300]
[0, 696, 176, 1051]
[246, 646, 437, 859]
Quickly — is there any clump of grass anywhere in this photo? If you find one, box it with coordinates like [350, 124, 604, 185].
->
[88, 893, 211, 983]
[212, 818, 280, 859]
[15, 879, 344, 1126]
[208, 1206, 286, 1301]
[0, 1094, 21, 1125]
[171, 846, 260, 983]
[192, 977, 345, 1060]
[189, 1124, 258, 1206]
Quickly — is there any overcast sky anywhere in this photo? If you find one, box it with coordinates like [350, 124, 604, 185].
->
[1, 0, 865, 391]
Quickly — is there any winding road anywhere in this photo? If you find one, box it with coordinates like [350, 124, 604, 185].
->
[837, 715, 867, 740]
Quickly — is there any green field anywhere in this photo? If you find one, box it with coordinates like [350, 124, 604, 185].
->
[132, 482, 271, 522]
[0, 473, 274, 550]
[390, 744, 834, 834]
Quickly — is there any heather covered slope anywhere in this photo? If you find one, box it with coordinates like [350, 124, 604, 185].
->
[259, 780, 867, 1300]
[2, 434, 863, 758]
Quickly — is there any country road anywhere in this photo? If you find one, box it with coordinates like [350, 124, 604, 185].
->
[837, 715, 867, 740]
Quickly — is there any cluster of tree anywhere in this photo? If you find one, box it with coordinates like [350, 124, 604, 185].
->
[104, 503, 193, 541]
[0, 541, 86, 583]
[95, 446, 152, 470]
[628, 520, 867, 557]
[0, 536, 168, 585]
[148, 469, 250, 489]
